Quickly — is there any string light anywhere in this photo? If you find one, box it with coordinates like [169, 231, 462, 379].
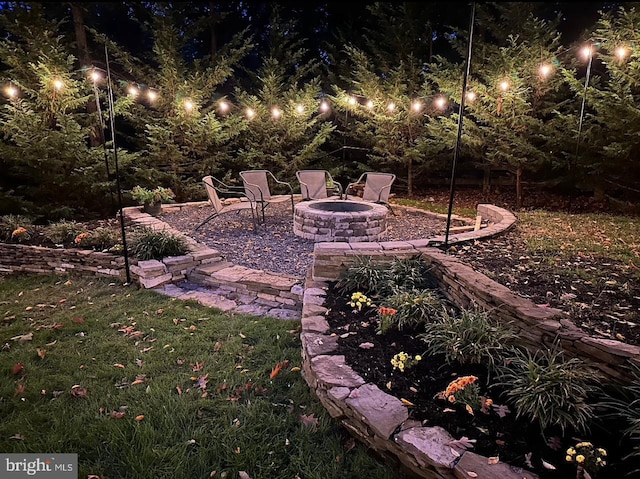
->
[499, 80, 509, 92]
[271, 107, 281, 119]
[53, 79, 64, 90]
[245, 107, 255, 119]
[147, 90, 158, 101]
[127, 85, 139, 97]
[539, 63, 552, 79]
[184, 99, 194, 112]
[5, 85, 17, 98]
[90, 70, 101, 82]
[434, 96, 447, 110]
[366, 99, 374, 109]
[218, 100, 229, 113]
[616, 46, 628, 60]
[581, 45, 593, 60]
[387, 102, 395, 112]
[295, 104, 304, 114]
[348, 96, 357, 106]
[319, 100, 330, 113]
[465, 91, 476, 102]
[411, 100, 422, 112]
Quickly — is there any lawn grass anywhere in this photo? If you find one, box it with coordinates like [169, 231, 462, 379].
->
[0, 274, 397, 479]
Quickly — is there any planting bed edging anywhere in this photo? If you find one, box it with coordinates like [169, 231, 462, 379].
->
[301, 274, 540, 479]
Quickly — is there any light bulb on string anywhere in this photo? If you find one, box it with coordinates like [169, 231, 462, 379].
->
[127, 85, 139, 97]
[53, 79, 64, 91]
[5, 85, 17, 98]
[387, 102, 395, 112]
[366, 99, 374, 109]
[319, 100, 330, 113]
[499, 80, 509, 92]
[147, 90, 158, 102]
[465, 91, 476, 102]
[411, 100, 422, 112]
[434, 96, 447, 110]
[271, 107, 282, 119]
[184, 99, 194, 112]
[296, 104, 305, 114]
[616, 46, 628, 60]
[218, 100, 229, 113]
[539, 63, 552, 79]
[90, 70, 102, 82]
[246, 107, 255, 119]
[348, 96, 357, 106]
[581, 45, 593, 60]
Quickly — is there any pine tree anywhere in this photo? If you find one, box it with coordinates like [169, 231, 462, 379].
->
[0, 3, 128, 218]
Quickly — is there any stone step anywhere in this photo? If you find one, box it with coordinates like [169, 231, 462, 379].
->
[193, 261, 235, 275]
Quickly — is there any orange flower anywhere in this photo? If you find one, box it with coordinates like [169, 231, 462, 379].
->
[378, 307, 397, 316]
[74, 232, 90, 244]
[11, 227, 27, 238]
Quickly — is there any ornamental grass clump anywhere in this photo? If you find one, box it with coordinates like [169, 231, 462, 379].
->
[336, 255, 389, 297]
[43, 220, 83, 244]
[382, 289, 442, 333]
[494, 346, 602, 434]
[75, 226, 121, 251]
[386, 254, 435, 292]
[421, 305, 516, 374]
[129, 226, 189, 260]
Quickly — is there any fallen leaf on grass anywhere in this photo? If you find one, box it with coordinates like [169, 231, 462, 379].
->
[37, 348, 46, 359]
[14, 383, 25, 396]
[239, 472, 251, 479]
[299, 414, 319, 432]
[11, 332, 33, 342]
[196, 374, 209, 390]
[12, 363, 24, 375]
[9, 434, 24, 440]
[110, 411, 125, 419]
[135, 415, 145, 421]
[214, 341, 222, 352]
[71, 316, 85, 324]
[176, 386, 183, 395]
[191, 361, 205, 372]
[114, 363, 125, 369]
[270, 360, 290, 379]
[70, 385, 87, 398]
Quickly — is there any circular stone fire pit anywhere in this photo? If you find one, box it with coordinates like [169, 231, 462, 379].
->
[293, 200, 388, 242]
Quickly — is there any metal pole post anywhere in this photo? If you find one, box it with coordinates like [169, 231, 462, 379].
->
[444, 2, 476, 247]
[105, 45, 131, 284]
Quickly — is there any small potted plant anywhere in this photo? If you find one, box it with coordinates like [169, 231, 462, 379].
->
[131, 185, 175, 216]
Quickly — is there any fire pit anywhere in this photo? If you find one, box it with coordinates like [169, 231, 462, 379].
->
[293, 200, 388, 242]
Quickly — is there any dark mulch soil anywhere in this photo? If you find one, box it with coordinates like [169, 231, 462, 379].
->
[323, 281, 636, 479]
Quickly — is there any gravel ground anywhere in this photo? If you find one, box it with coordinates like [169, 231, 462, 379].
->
[159, 200, 449, 277]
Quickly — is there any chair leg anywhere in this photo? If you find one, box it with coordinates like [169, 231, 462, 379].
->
[195, 212, 218, 231]
[386, 203, 397, 216]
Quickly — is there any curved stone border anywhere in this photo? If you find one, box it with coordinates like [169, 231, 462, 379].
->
[301, 273, 539, 479]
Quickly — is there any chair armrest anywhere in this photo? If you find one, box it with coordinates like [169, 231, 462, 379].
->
[266, 171, 294, 194]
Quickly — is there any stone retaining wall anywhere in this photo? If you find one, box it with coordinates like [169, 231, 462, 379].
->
[301, 275, 539, 479]
[309, 203, 640, 383]
[0, 243, 129, 280]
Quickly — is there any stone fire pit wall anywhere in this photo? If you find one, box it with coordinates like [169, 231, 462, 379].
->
[294, 200, 388, 242]
[310, 203, 640, 384]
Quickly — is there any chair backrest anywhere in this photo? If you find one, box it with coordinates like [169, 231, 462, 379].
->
[362, 172, 396, 203]
[202, 176, 223, 212]
[296, 170, 329, 200]
[240, 170, 272, 202]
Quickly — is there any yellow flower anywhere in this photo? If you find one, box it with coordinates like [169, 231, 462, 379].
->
[566, 455, 573, 462]
[567, 448, 576, 455]
[414, 355, 422, 361]
[597, 448, 607, 456]
[576, 455, 585, 463]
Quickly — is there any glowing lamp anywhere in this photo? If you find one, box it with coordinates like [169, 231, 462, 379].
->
[348, 96, 357, 106]
[147, 90, 158, 101]
[219, 101, 229, 112]
[271, 107, 281, 119]
[616, 46, 628, 60]
[411, 101, 422, 112]
[184, 100, 194, 112]
[581, 46, 593, 60]
[539, 64, 552, 78]
[499, 81, 509, 92]
[5, 85, 17, 98]
[465, 91, 476, 102]
[127, 86, 139, 97]
[246, 107, 255, 119]
[90, 70, 101, 82]
[53, 79, 64, 91]
[387, 102, 395, 112]
[296, 104, 305, 114]
[435, 97, 447, 110]
[366, 100, 374, 109]
[319, 101, 330, 113]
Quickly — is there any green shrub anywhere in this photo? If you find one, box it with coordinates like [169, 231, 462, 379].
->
[494, 346, 602, 434]
[43, 220, 83, 244]
[379, 289, 442, 334]
[0, 214, 33, 242]
[129, 227, 189, 260]
[337, 255, 389, 297]
[131, 186, 175, 204]
[421, 305, 516, 372]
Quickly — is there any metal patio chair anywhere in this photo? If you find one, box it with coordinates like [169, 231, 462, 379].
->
[239, 170, 295, 223]
[346, 172, 396, 214]
[296, 169, 343, 200]
[195, 175, 257, 232]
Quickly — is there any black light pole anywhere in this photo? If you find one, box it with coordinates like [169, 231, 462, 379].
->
[444, 2, 476, 248]
[90, 72, 116, 210]
[104, 45, 131, 284]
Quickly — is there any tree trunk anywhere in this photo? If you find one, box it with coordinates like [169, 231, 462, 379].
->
[70, 3, 102, 147]
[407, 157, 413, 197]
[516, 165, 523, 209]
